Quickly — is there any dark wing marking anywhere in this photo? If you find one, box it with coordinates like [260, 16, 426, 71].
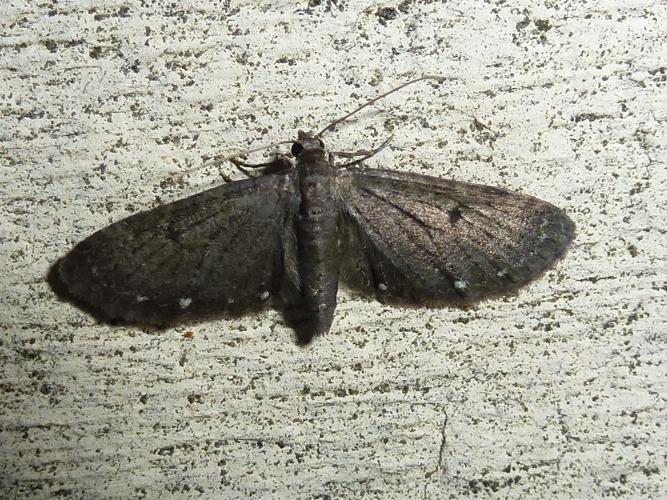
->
[49, 171, 299, 327]
[337, 168, 575, 305]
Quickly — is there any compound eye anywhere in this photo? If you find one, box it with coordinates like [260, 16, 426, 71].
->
[291, 142, 304, 157]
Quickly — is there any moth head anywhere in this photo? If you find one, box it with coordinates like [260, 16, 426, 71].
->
[292, 130, 325, 158]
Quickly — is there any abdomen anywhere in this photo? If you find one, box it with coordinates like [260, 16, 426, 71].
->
[297, 170, 342, 337]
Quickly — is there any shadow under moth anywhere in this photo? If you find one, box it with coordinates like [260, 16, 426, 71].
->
[48, 77, 575, 344]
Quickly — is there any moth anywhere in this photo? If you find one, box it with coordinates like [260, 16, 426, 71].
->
[48, 77, 575, 344]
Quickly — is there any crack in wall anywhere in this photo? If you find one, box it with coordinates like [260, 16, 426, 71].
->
[422, 411, 448, 499]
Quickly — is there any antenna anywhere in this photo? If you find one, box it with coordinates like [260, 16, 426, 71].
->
[315, 75, 445, 138]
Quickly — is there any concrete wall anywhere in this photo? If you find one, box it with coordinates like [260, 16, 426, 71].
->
[1, 0, 664, 497]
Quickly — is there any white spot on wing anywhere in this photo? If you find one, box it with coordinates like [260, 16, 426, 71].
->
[136, 295, 149, 303]
[454, 279, 468, 290]
[378, 283, 388, 291]
[179, 297, 192, 309]
[260, 291, 270, 301]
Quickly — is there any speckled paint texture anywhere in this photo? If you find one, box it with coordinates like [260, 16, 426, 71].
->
[1, 0, 665, 498]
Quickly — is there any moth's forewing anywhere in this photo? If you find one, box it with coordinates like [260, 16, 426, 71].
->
[337, 168, 575, 305]
[49, 172, 299, 327]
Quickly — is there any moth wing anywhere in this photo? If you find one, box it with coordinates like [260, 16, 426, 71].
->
[49, 172, 299, 326]
[337, 168, 575, 305]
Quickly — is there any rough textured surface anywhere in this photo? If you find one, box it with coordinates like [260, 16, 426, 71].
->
[1, 0, 665, 498]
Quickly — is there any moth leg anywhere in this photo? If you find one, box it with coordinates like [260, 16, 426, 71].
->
[335, 135, 393, 168]
[229, 157, 292, 178]
[334, 135, 393, 158]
